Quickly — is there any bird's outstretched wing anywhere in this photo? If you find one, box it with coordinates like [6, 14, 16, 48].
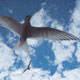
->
[30, 27, 79, 40]
[0, 16, 22, 35]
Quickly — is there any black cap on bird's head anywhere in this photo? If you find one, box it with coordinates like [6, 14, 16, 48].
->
[25, 14, 33, 21]
[24, 14, 34, 24]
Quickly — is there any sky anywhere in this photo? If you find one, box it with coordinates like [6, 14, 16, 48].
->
[0, 0, 80, 80]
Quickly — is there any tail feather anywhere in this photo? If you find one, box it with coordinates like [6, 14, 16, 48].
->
[12, 40, 31, 73]
[13, 40, 30, 56]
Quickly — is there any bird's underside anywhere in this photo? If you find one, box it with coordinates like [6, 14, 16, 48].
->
[0, 15, 79, 73]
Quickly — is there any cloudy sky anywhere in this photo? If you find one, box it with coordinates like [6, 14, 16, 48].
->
[0, 0, 80, 80]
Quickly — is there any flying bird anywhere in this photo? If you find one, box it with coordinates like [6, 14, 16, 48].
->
[0, 15, 79, 72]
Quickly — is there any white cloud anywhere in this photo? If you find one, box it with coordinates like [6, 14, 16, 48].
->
[52, 41, 75, 65]
[0, 42, 15, 70]
[10, 68, 50, 80]
[75, 42, 80, 62]
[63, 68, 80, 80]
[51, 20, 64, 30]
[0, 42, 15, 79]
[4, 8, 13, 14]
[41, 2, 47, 7]
[50, 68, 80, 80]
[27, 39, 43, 47]
[8, 8, 13, 14]
[57, 63, 63, 72]
[10, 68, 80, 80]
[7, 32, 17, 45]
[31, 8, 52, 27]
[0, 70, 9, 80]
[68, 0, 80, 62]
[69, 0, 80, 37]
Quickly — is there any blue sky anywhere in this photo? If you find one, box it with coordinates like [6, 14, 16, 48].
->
[0, 0, 80, 80]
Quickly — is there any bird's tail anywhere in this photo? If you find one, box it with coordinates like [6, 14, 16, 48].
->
[13, 40, 30, 56]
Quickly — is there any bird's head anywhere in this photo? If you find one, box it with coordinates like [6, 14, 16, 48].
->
[25, 15, 33, 22]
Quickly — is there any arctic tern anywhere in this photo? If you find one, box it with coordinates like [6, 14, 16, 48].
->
[0, 15, 79, 72]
